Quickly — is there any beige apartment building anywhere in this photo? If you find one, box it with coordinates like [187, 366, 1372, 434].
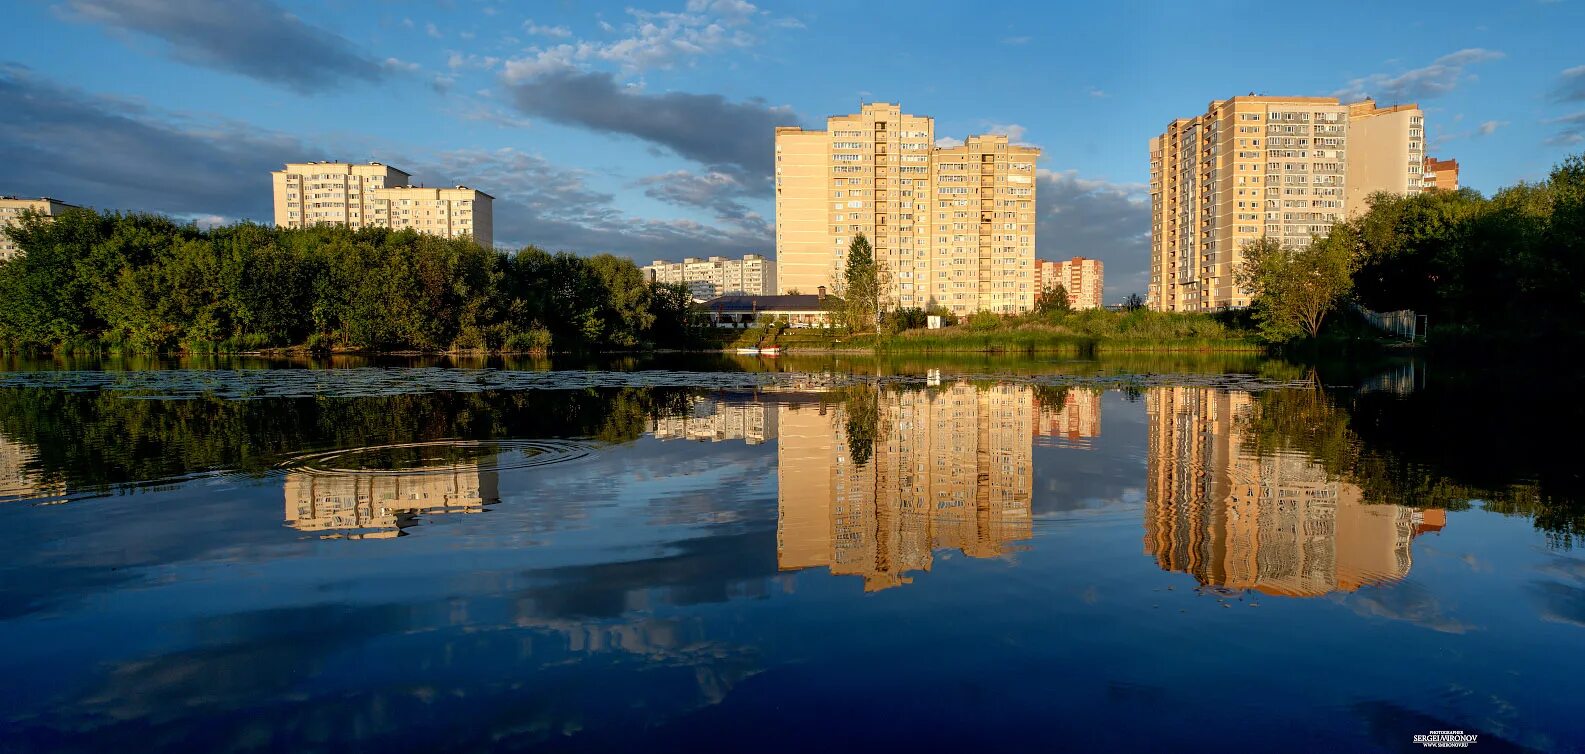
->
[1345, 100, 1427, 214]
[1148, 96, 1424, 312]
[371, 185, 493, 247]
[0, 196, 77, 262]
[1035, 256, 1104, 309]
[1033, 388, 1101, 449]
[775, 103, 1039, 315]
[285, 464, 499, 539]
[1424, 156, 1460, 191]
[650, 397, 777, 444]
[271, 162, 493, 247]
[1141, 386, 1442, 597]
[775, 383, 1033, 591]
[642, 254, 775, 299]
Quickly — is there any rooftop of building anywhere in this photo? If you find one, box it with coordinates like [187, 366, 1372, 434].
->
[277, 161, 413, 176]
[0, 196, 79, 207]
[376, 185, 495, 199]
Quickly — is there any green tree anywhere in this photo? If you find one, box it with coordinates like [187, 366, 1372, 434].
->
[841, 233, 880, 333]
[1234, 236, 1353, 341]
[1034, 284, 1072, 315]
[1122, 293, 1145, 311]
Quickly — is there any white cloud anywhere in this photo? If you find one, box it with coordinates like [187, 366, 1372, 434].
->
[502, 0, 797, 76]
[934, 136, 963, 148]
[382, 57, 421, 74]
[982, 122, 1027, 143]
[425, 21, 441, 39]
[1477, 119, 1504, 136]
[1332, 48, 1504, 102]
[523, 19, 572, 38]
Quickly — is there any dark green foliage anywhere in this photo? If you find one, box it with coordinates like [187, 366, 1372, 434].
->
[0, 385, 692, 494]
[1034, 284, 1072, 316]
[0, 210, 692, 353]
[882, 307, 929, 333]
[1338, 153, 1585, 344]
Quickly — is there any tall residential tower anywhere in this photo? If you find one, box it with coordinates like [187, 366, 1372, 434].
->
[775, 103, 1039, 315]
[1148, 96, 1425, 312]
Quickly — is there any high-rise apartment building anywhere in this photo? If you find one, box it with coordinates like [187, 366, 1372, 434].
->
[1148, 96, 1424, 312]
[1033, 388, 1101, 449]
[1035, 256, 1104, 309]
[1142, 386, 1441, 597]
[0, 196, 77, 262]
[1345, 100, 1426, 214]
[776, 383, 1033, 591]
[642, 254, 776, 299]
[272, 162, 493, 247]
[775, 103, 1039, 315]
[1424, 156, 1460, 191]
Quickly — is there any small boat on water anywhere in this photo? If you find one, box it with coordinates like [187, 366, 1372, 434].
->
[735, 347, 760, 354]
[759, 346, 783, 356]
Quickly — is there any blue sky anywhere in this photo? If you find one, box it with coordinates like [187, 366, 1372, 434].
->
[3, 0, 1584, 300]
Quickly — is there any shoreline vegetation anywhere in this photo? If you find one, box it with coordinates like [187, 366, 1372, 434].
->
[3, 151, 1581, 358]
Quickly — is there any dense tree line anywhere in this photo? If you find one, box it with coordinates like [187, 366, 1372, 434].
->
[1341, 155, 1585, 343]
[0, 210, 697, 353]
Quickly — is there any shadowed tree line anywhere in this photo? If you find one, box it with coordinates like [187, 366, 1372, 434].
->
[1242, 369, 1585, 548]
[0, 386, 695, 494]
[0, 210, 697, 353]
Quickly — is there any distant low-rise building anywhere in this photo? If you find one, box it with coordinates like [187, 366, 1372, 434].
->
[1034, 256, 1104, 310]
[271, 161, 493, 247]
[643, 254, 775, 299]
[1423, 156, 1460, 191]
[702, 291, 837, 328]
[0, 196, 77, 262]
[369, 185, 493, 248]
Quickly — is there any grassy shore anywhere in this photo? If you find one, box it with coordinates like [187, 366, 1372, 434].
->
[708, 309, 1264, 354]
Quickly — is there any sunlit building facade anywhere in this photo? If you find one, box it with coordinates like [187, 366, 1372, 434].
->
[1141, 387, 1440, 597]
[0, 196, 77, 262]
[1423, 156, 1460, 191]
[650, 398, 778, 445]
[1033, 389, 1101, 449]
[1148, 96, 1424, 312]
[775, 103, 1039, 315]
[0, 433, 65, 502]
[643, 254, 776, 299]
[285, 465, 499, 539]
[1035, 256, 1104, 310]
[271, 161, 493, 247]
[775, 384, 1034, 591]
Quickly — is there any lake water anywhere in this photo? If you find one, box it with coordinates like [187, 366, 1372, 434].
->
[0, 355, 1580, 752]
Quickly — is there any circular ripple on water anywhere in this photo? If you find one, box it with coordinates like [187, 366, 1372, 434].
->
[279, 439, 598, 476]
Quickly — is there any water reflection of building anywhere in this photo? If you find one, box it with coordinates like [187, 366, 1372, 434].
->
[777, 384, 1034, 591]
[285, 465, 499, 539]
[1143, 388, 1441, 597]
[650, 397, 778, 445]
[1033, 389, 1101, 449]
[0, 432, 65, 501]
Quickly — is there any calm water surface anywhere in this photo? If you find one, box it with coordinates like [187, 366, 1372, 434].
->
[0, 356, 1580, 752]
